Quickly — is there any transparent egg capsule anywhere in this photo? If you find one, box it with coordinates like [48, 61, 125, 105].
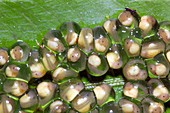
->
[158, 21, 170, 44]
[87, 53, 109, 77]
[124, 38, 141, 57]
[118, 8, 139, 28]
[10, 41, 30, 62]
[67, 46, 87, 72]
[28, 49, 46, 78]
[146, 53, 169, 78]
[0, 73, 6, 93]
[142, 96, 165, 113]
[0, 48, 9, 68]
[93, 83, 115, 106]
[93, 26, 111, 54]
[90, 108, 99, 113]
[3, 79, 28, 97]
[40, 47, 59, 71]
[140, 37, 165, 59]
[123, 58, 148, 80]
[165, 44, 170, 63]
[36, 81, 57, 106]
[103, 19, 121, 43]
[78, 28, 94, 54]
[123, 81, 148, 101]
[44, 99, 68, 113]
[69, 109, 78, 113]
[106, 44, 127, 69]
[19, 89, 38, 110]
[52, 64, 78, 83]
[148, 79, 170, 102]
[71, 90, 96, 113]
[60, 22, 81, 46]
[0, 95, 16, 113]
[139, 15, 158, 38]
[119, 98, 141, 113]
[59, 78, 84, 102]
[100, 101, 121, 113]
[43, 30, 67, 53]
[5, 62, 31, 82]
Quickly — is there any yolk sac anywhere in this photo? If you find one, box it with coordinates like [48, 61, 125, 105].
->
[43, 30, 66, 53]
[59, 78, 84, 102]
[88, 54, 101, 67]
[41, 48, 58, 71]
[36, 81, 57, 106]
[71, 90, 96, 113]
[60, 22, 81, 46]
[103, 19, 117, 33]
[103, 19, 121, 43]
[119, 98, 141, 113]
[141, 40, 165, 59]
[148, 63, 168, 78]
[5, 64, 20, 78]
[87, 53, 109, 77]
[123, 82, 138, 99]
[52, 66, 78, 82]
[148, 102, 164, 113]
[93, 26, 111, 54]
[124, 38, 140, 57]
[123, 81, 149, 101]
[67, 46, 87, 72]
[67, 47, 81, 62]
[10, 41, 30, 62]
[95, 37, 109, 53]
[123, 59, 148, 80]
[142, 96, 165, 113]
[157, 21, 170, 44]
[106, 52, 123, 69]
[78, 28, 94, 54]
[0, 49, 8, 66]
[93, 83, 114, 106]
[49, 100, 68, 113]
[3, 80, 28, 97]
[28, 49, 47, 78]
[10, 46, 23, 61]
[166, 51, 170, 62]
[158, 29, 170, 44]
[139, 15, 157, 36]
[148, 79, 170, 102]
[118, 10, 134, 27]
[19, 89, 38, 109]
[0, 95, 15, 113]
[153, 85, 170, 102]
[47, 38, 66, 52]
[36, 81, 56, 98]
[30, 63, 46, 78]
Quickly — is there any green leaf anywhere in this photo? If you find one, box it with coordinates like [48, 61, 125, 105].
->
[0, 1, 170, 111]
[0, 0, 170, 48]
[166, 108, 170, 113]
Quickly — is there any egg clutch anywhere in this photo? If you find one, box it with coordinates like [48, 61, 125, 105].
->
[0, 8, 170, 113]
